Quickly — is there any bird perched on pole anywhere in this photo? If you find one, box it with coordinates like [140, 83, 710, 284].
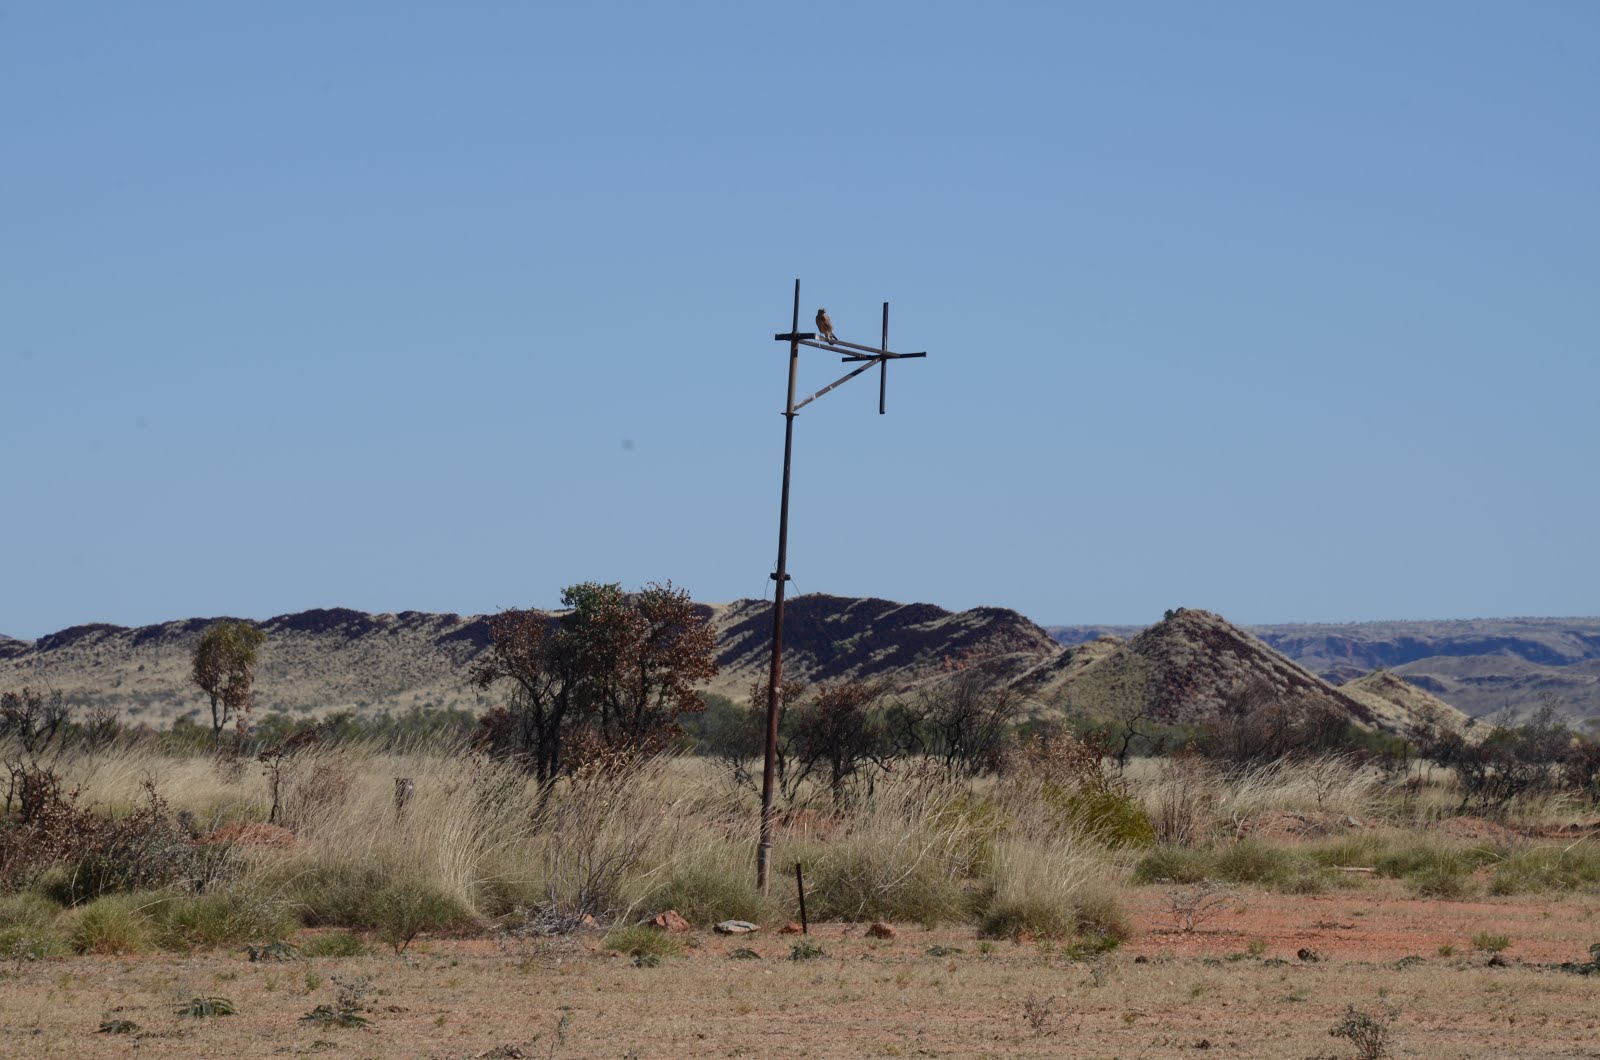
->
[815, 308, 837, 344]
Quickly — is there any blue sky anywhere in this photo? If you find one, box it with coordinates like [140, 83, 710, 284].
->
[3, 2, 1597, 639]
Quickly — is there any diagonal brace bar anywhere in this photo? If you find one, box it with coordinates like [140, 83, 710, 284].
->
[791, 357, 881, 413]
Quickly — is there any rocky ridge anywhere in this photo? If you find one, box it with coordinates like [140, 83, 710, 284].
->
[0, 599, 1468, 733]
[1052, 617, 1600, 719]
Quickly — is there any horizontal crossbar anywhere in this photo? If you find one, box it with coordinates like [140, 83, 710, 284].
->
[797, 339, 925, 359]
[839, 350, 927, 362]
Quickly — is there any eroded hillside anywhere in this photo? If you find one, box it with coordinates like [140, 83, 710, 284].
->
[0, 597, 1466, 735]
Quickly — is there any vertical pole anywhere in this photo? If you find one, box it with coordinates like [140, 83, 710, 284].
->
[878, 302, 889, 415]
[758, 278, 802, 895]
[795, 861, 809, 934]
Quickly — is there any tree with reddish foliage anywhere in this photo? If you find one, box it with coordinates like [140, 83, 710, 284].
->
[567, 581, 719, 757]
[472, 581, 719, 786]
[470, 607, 574, 787]
[733, 676, 892, 808]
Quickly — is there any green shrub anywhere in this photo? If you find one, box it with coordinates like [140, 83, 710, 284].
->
[1306, 834, 1392, 869]
[175, 996, 237, 1018]
[1071, 886, 1132, 947]
[1407, 864, 1476, 900]
[300, 930, 370, 958]
[1279, 867, 1333, 896]
[1057, 789, 1156, 848]
[978, 838, 1128, 947]
[369, 881, 470, 954]
[980, 893, 1077, 941]
[280, 864, 392, 927]
[643, 864, 776, 928]
[1329, 1002, 1399, 1060]
[1373, 842, 1490, 899]
[1489, 846, 1600, 895]
[68, 893, 162, 954]
[980, 884, 1129, 947]
[931, 794, 1009, 877]
[0, 892, 62, 928]
[803, 844, 969, 927]
[153, 888, 298, 950]
[603, 924, 683, 959]
[0, 893, 69, 961]
[1131, 846, 1216, 885]
[1215, 840, 1296, 885]
[1471, 931, 1510, 953]
[1373, 842, 1498, 880]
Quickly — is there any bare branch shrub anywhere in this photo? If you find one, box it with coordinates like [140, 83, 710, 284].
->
[1416, 704, 1573, 816]
[1019, 992, 1058, 1036]
[891, 655, 1025, 778]
[1330, 1002, 1400, 1060]
[1167, 881, 1232, 933]
[2, 688, 71, 820]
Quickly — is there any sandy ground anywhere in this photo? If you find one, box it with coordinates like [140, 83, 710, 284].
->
[3, 883, 1600, 1059]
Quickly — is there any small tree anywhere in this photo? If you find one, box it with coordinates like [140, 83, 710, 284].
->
[565, 581, 719, 758]
[732, 677, 892, 808]
[1564, 736, 1600, 807]
[730, 675, 809, 802]
[790, 680, 892, 807]
[470, 608, 573, 788]
[472, 581, 720, 786]
[190, 620, 267, 744]
[1417, 704, 1573, 815]
[1199, 678, 1350, 766]
[1, 687, 71, 821]
[0, 687, 69, 758]
[890, 657, 1024, 778]
[257, 722, 325, 825]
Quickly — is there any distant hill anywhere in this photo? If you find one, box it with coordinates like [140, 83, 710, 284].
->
[1049, 617, 1600, 721]
[0, 609, 497, 723]
[1027, 608, 1468, 733]
[0, 598, 1475, 739]
[0, 598, 1065, 726]
[702, 594, 1062, 701]
[1340, 669, 1466, 733]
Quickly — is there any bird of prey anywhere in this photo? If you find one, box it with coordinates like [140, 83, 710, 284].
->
[815, 308, 837, 343]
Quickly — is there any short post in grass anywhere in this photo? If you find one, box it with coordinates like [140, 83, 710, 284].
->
[394, 777, 414, 819]
[795, 861, 809, 935]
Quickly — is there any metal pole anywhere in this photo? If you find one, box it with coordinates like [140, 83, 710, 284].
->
[878, 302, 889, 415]
[757, 279, 802, 895]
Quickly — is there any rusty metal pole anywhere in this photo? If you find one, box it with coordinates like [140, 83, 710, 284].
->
[758, 283, 926, 892]
[757, 279, 803, 895]
[878, 303, 889, 415]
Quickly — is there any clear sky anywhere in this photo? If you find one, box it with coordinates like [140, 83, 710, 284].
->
[3, 2, 1597, 640]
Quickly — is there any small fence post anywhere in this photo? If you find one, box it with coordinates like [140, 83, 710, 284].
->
[795, 861, 808, 935]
